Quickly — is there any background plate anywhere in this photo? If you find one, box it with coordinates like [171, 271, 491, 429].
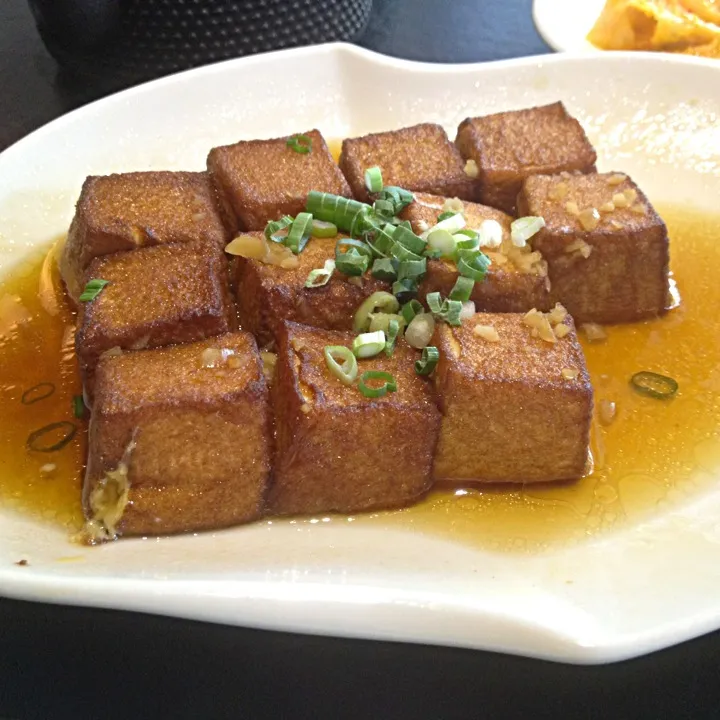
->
[1, 44, 720, 664]
[533, 0, 605, 52]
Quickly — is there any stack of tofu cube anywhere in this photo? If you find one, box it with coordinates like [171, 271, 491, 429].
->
[61, 102, 670, 540]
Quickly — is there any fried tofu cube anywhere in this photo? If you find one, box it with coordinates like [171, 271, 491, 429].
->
[339, 123, 475, 203]
[516, 172, 670, 323]
[61, 171, 230, 302]
[268, 322, 441, 515]
[433, 312, 592, 483]
[83, 333, 270, 540]
[455, 102, 597, 214]
[207, 129, 351, 231]
[400, 192, 552, 312]
[233, 233, 388, 347]
[76, 242, 236, 399]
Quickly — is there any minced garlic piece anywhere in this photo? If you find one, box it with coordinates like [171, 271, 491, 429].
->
[565, 239, 592, 258]
[523, 308, 556, 343]
[630, 204, 646, 215]
[578, 207, 600, 231]
[548, 182, 569, 201]
[623, 188, 638, 204]
[443, 197, 464, 213]
[472, 324, 500, 342]
[606, 173, 626, 186]
[565, 201, 580, 216]
[581, 323, 607, 342]
[598, 399, 617, 426]
[546, 303, 568, 326]
[417, 219, 430, 232]
[260, 351, 277, 383]
[599, 201, 615, 213]
[300, 403, 312, 414]
[612, 192, 629, 208]
[554, 323, 571, 339]
[561, 368, 579, 380]
[464, 159, 479, 178]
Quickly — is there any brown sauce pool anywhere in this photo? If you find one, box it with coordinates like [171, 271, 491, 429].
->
[1, 205, 719, 551]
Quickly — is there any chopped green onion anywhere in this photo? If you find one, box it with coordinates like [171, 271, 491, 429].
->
[457, 250, 491, 282]
[307, 192, 372, 233]
[79, 279, 109, 302]
[311, 219, 338, 238]
[373, 186, 414, 220]
[72, 395, 86, 419]
[511, 216, 546, 247]
[352, 330, 386, 359]
[305, 259, 336, 288]
[358, 370, 397, 399]
[364, 166, 383, 193]
[477, 219, 503, 249]
[323, 346, 358, 386]
[405, 312, 435, 349]
[369, 312, 405, 334]
[415, 346, 440, 376]
[286, 134, 312, 154]
[449, 276, 475, 303]
[385, 318, 401, 356]
[390, 243, 423, 263]
[336, 237, 374, 259]
[437, 211, 457, 222]
[420, 212, 466, 240]
[26, 422, 77, 453]
[264, 215, 294, 243]
[286, 212, 313, 254]
[371, 257, 398, 281]
[454, 233, 480, 251]
[353, 291, 400, 332]
[397, 258, 427, 281]
[630, 371, 678, 400]
[336, 248, 370, 276]
[392, 278, 417, 304]
[21, 382, 56, 405]
[369, 224, 396, 257]
[392, 225, 426, 255]
[401, 299, 424, 325]
[426, 229, 457, 258]
[427, 292, 463, 326]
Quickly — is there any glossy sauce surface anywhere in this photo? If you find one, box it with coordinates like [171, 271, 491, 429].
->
[0, 206, 719, 551]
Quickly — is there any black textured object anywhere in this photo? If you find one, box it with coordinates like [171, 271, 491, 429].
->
[29, 0, 373, 87]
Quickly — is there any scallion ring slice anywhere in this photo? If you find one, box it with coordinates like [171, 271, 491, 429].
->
[630, 371, 678, 400]
[415, 346, 440, 376]
[323, 346, 358, 386]
[364, 166, 383, 193]
[370, 257, 398, 281]
[392, 278, 418, 304]
[21, 382, 56, 405]
[305, 259, 336, 288]
[426, 229, 457, 258]
[72, 394, 86, 419]
[369, 312, 405, 334]
[401, 299, 424, 325]
[405, 312, 436, 349]
[443, 299, 463, 326]
[352, 330, 386, 359]
[437, 210, 457, 222]
[457, 250, 491, 282]
[264, 215, 294, 243]
[336, 248, 370, 276]
[511, 216, 546, 248]
[392, 225, 426, 255]
[26, 422, 77, 453]
[358, 370, 397, 399]
[353, 291, 400, 332]
[286, 212, 313, 254]
[449, 276, 475, 303]
[311, 219, 338, 238]
[286, 134, 312, 154]
[385, 318, 401, 356]
[420, 212, 466, 240]
[306, 192, 372, 233]
[426, 291, 443, 315]
[397, 258, 427, 281]
[79, 279, 109, 302]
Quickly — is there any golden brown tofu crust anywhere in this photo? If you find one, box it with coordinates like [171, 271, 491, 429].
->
[268, 322, 441, 515]
[76, 241, 236, 400]
[233, 233, 388, 347]
[61, 171, 231, 303]
[85, 333, 270, 536]
[339, 123, 476, 203]
[433, 313, 592, 484]
[401, 193, 552, 312]
[207, 129, 352, 231]
[517, 172, 670, 323]
[455, 102, 597, 214]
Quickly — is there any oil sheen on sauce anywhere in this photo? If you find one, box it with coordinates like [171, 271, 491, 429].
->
[0, 206, 719, 551]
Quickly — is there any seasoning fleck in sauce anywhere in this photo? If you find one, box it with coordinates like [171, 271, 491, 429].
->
[0, 206, 719, 551]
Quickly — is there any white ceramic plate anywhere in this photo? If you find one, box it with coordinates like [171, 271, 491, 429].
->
[533, 0, 605, 52]
[2, 45, 720, 665]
